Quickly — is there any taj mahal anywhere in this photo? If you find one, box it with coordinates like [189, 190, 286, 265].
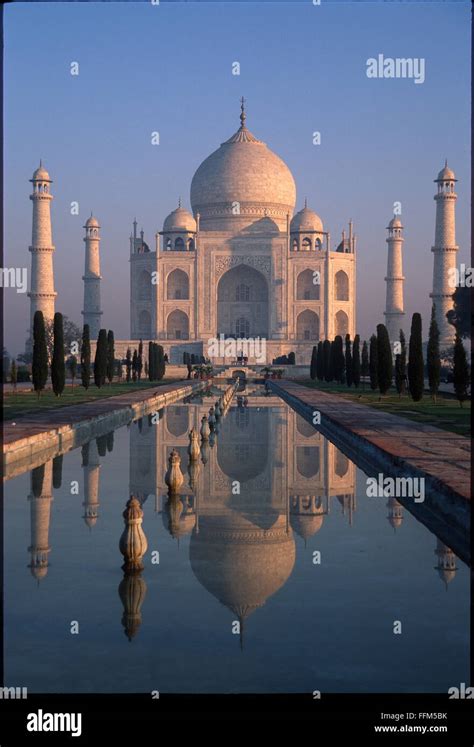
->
[129, 99, 356, 363]
[26, 99, 459, 361]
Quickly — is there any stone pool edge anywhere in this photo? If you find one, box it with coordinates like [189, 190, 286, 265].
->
[3, 380, 207, 479]
[269, 379, 470, 563]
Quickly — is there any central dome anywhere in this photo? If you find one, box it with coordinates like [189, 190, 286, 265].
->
[190, 103, 296, 231]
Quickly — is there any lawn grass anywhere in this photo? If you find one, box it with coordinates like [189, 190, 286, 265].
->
[297, 379, 470, 436]
[3, 380, 180, 422]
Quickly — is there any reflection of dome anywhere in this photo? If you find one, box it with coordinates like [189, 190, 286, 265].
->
[290, 205, 323, 233]
[163, 205, 197, 233]
[30, 564, 48, 581]
[190, 104, 296, 231]
[190, 511, 295, 621]
[290, 495, 324, 540]
[290, 513, 323, 539]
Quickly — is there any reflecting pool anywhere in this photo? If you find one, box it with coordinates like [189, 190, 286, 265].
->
[3, 386, 469, 693]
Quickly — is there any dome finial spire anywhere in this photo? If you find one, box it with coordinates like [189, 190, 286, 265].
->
[178, 196, 181, 208]
[304, 197, 307, 209]
[240, 96, 246, 128]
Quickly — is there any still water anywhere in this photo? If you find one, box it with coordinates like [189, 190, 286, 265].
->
[4, 386, 469, 694]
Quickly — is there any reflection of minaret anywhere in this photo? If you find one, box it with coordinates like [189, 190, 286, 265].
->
[82, 439, 101, 528]
[28, 461, 54, 582]
[386, 496, 403, 532]
[434, 539, 457, 590]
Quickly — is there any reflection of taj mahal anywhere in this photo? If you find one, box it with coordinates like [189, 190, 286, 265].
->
[24, 395, 460, 639]
[130, 395, 356, 628]
[130, 101, 356, 362]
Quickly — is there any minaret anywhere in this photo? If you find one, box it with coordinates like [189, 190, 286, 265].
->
[28, 162, 56, 343]
[28, 460, 54, 582]
[430, 161, 458, 349]
[82, 214, 102, 339]
[384, 216, 405, 342]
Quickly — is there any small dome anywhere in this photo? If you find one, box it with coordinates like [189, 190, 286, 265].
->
[163, 206, 196, 233]
[31, 163, 51, 182]
[388, 217, 403, 229]
[436, 162, 456, 182]
[290, 205, 323, 233]
[85, 215, 99, 228]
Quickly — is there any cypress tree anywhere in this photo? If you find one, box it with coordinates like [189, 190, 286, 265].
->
[323, 340, 331, 382]
[68, 355, 77, 389]
[80, 324, 91, 390]
[137, 339, 143, 381]
[398, 329, 407, 396]
[32, 310, 48, 398]
[148, 342, 154, 380]
[310, 345, 317, 380]
[156, 344, 166, 380]
[106, 330, 115, 385]
[352, 334, 361, 388]
[453, 332, 469, 408]
[345, 334, 353, 387]
[51, 312, 65, 397]
[361, 340, 369, 390]
[427, 306, 441, 402]
[288, 351, 296, 365]
[395, 354, 403, 397]
[408, 313, 424, 402]
[94, 329, 108, 388]
[52, 454, 63, 490]
[132, 349, 138, 382]
[126, 348, 132, 382]
[316, 341, 324, 381]
[333, 335, 345, 383]
[10, 360, 17, 392]
[376, 323, 393, 395]
[369, 334, 378, 391]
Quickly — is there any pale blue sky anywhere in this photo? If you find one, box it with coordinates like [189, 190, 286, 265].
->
[4, 1, 471, 355]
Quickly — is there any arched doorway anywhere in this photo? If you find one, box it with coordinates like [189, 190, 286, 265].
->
[138, 309, 151, 337]
[167, 269, 189, 300]
[297, 269, 320, 300]
[335, 310, 348, 337]
[167, 309, 189, 340]
[217, 265, 268, 338]
[335, 270, 349, 301]
[296, 310, 319, 340]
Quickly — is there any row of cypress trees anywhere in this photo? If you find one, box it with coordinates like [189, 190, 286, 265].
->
[308, 306, 469, 405]
[310, 334, 362, 387]
[32, 312, 117, 396]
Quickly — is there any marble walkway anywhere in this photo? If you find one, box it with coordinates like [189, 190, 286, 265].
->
[271, 380, 471, 502]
